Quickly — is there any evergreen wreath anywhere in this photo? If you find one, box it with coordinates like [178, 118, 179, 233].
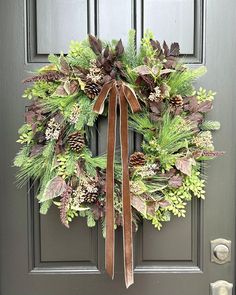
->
[14, 30, 223, 233]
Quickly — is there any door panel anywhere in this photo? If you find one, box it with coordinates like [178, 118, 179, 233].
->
[36, 0, 89, 54]
[0, 0, 235, 294]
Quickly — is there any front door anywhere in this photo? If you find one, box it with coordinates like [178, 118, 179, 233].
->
[0, 0, 235, 294]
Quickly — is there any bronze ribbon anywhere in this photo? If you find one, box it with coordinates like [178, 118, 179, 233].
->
[93, 80, 141, 288]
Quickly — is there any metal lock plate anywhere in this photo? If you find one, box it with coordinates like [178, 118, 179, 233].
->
[211, 239, 231, 264]
[210, 280, 233, 295]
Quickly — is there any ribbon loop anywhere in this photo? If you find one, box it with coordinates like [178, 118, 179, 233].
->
[93, 81, 141, 288]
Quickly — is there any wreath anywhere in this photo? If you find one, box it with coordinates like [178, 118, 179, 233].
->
[14, 30, 223, 287]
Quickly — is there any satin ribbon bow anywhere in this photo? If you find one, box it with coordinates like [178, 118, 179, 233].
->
[93, 80, 141, 288]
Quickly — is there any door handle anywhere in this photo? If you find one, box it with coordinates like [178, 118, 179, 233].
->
[210, 280, 233, 295]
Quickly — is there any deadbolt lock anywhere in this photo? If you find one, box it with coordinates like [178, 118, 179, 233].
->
[211, 239, 231, 264]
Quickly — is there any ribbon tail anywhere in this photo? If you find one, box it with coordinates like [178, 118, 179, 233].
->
[123, 85, 141, 113]
[105, 85, 117, 279]
[93, 81, 114, 114]
[120, 87, 134, 288]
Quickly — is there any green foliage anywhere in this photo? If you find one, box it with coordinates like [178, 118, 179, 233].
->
[167, 66, 207, 96]
[122, 29, 139, 68]
[16, 141, 55, 188]
[41, 93, 76, 113]
[67, 39, 96, 68]
[14, 146, 30, 167]
[129, 112, 156, 141]
[80, 210, 96, 227]
[146, 169, 205, 229]
[66, 207, 79, 223]
[147, 210, 171, 230]
[16, 124, 34, 144]
[156, 112, 193, 152]
[200, 120, 221, 131]
[74, 95, 98, 129]
[143, 112, 193, 168]
[40, 200, 53, 214]
[139, 30, 156, 64]
[23, 81, 57, 100]
[80, 148, 107, 177]
[195, 87, 216, 102]
[56, 150, 78, 179]
[48, 54, 60, 67]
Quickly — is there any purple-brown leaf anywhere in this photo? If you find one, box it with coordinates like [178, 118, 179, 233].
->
[59, 56, 70, 75]
[115, 39, 124, 56]
[169, 42, 180, 56]
[30, 144, 44, 157]
[64, 80, 79, 95]
[150, 39, 162, 52]
[53, 85, 68, 97]
[197, 101, 213, 113]
[42, 176, 67, 201]
[134, 65, 151, 75]
[168, 175, 183, 188]
[163, 41, 169, 57]
[88, 34, 102, 55]
[131, 194, 146, 215]
[175, 157, 196, 176]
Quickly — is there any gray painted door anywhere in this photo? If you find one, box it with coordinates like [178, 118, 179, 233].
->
[0, 0, 235, 294]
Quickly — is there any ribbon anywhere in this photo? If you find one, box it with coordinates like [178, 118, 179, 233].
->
[93, 80, 141, 288]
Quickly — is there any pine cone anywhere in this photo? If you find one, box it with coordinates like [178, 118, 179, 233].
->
[84, 193, 98, 204]
[170, 95, 183, 107]
[129, 152, 146, 167]
[84, 82, 100, 99]
[68, 131, 85, 152]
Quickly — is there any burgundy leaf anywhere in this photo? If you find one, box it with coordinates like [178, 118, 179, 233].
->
[53, 85, 68, 97]
[158, 200, 170, 208]
[140, 74, 155, 91]
[54, 113, 64, 124]
[168, 175, 183, 188]
[42, 176, 67, 201]
[149, 100, 163, 115]
[134, 65, 151, 75]
[59, 56, 70, 75]
[160, 68, 175, 75]
[197, 101, 213, 113]
[131, 194, 146, 215]
[146, 201, 158, 215]
[30, 144, 44, 157]
[163, 41, 169, 57]
[115, 39, 124, 56]
[175, 158, 196, 176]
[102, 75, 112, 84]
[150, 39, 162, 52]
[25, 111, 35, 125]
[149, 113, 161, 122]
[64, 80, 79, 95]
[169, 42, 180, 56]
[55, 137, 64, 155]
[187, 112, 204, 124]
[165, 56, 177, 69]
[34, 131, 46, 144]
[184, 96, 199, 113]
[88, 34, 102, 55]
[103, 45, 109, 58]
